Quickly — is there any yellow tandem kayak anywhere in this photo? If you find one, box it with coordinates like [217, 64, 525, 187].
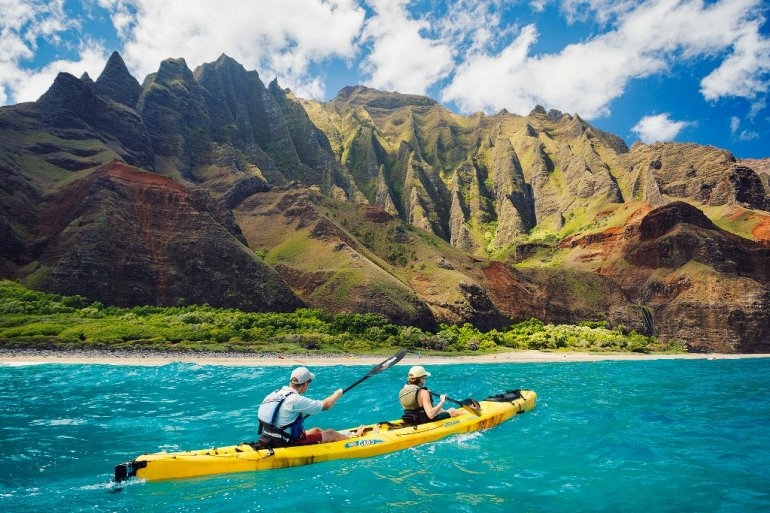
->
[114, 389, 536, 482]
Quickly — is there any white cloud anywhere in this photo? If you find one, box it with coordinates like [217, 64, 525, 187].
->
[730, 116, 741, 134]
[730, 115, 760, 141]
[631, 113, 692, 143]
[442, 0, 769, 119]
[440, 24, 541, 114]
[748, 97, 766, 120]
[529, 0, 548, 13]
[738, 130, 760, 142]
[0, 0, 79, 103]
[360, 0, 453, 94]
[559, 0, 639, 25]
[109, 0, 366, 100]
[700, 25, 770, 101]
[432, 0, 515, 57]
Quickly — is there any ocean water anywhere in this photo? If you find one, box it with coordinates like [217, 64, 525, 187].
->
[1, 357, 769, 513]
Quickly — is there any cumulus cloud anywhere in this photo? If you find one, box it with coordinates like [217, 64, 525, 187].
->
[359, 0, 453, 94]
[700, 26, 770, 101]
[631, 113, 693, 143]
[112, 0, 366, 100]
[442, 0, 770, 118]
[0, 0, 105, 105]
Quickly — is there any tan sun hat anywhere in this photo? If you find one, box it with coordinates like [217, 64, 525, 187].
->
[408, 365, 431, 379]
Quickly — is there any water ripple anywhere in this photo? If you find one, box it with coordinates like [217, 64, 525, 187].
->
[1, 359, 769, 512]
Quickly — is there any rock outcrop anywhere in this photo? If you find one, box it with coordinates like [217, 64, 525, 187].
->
[593, 202, 769, 352]
[36, 71, 154, 169]
[35, 161, 303, 312]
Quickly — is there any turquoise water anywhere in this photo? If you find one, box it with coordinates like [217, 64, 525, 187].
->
[1, 358, 769, 512]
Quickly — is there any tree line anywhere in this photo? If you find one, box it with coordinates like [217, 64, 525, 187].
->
[0, 280, 682, 354]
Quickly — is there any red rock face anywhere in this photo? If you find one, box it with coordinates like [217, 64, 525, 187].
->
[481, 261, 650, 334]
[33, 162, 302, 312]
[572, 202, 770, 353]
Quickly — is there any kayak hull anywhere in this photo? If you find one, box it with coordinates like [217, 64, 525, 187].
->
[115, 388, 536, 482]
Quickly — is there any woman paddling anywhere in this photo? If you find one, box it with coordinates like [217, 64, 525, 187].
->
[398, 365, 465, 425]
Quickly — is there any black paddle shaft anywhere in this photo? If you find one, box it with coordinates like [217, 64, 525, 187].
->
[342, 348, 408, 394]
[429, 391, 482, 416]
[301, 348, 407, 420]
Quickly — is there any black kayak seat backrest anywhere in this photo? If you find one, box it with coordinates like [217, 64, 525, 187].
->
[483, 389, 523, 402]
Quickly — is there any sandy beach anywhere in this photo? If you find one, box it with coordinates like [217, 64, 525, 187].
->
[2, 349, 769, 367]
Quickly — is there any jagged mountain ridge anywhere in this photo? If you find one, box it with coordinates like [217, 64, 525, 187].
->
[1, 51, 768, 352]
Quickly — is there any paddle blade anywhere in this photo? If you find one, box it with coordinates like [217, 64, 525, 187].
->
[342, 348, 408, 394]
[376, 348, 408, 374]
[460, 398, 482, 416]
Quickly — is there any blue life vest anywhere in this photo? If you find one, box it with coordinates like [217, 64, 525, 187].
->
[257, 389, 305, 443]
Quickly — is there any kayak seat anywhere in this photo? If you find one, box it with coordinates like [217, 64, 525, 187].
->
[484, 389, 523, 402]
[377, 420, 403, 430]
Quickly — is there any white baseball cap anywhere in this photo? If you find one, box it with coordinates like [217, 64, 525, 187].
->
[408, 365, 431, 379]
[290, 366, 315, 385]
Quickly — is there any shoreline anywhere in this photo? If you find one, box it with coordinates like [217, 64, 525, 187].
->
[2, 349, 770, 367]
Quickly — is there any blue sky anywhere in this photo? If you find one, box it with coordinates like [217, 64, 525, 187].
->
[1, 0, 768, 158]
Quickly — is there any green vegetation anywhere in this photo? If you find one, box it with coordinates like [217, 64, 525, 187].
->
[0, 280, 681, 355]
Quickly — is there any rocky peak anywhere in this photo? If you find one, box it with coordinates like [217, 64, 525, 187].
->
[268, 78, 288, 96]
[547, 108, 570, 121]
[194, 54, 307, 182]
[34, 72, 154, 170]
[138, 57, 211, 177]
[332, 85, 437, 109]
[195, 53, 259, 86]
[156, 57, 195, 84]
[36, 72, 99, 126]
[638, 201, 714, 241]
[625, 142, 767, 210]
[94, 51, 143, 108]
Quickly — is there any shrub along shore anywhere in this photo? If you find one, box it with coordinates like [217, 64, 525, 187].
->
[0, 280, 683, 357]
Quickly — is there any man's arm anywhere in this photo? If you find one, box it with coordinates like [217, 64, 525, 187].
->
[321, 388, 344, 410]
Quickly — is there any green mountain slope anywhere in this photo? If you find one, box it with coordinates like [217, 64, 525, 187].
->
[1, 52, 768, 352]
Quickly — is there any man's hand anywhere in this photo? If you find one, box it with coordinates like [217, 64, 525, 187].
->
[322, 388, 344, 410]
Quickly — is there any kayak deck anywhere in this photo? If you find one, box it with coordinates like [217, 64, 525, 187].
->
[114, 388, 536, 482]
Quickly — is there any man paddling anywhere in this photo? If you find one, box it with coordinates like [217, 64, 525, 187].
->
[256, 366, 361, 448]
